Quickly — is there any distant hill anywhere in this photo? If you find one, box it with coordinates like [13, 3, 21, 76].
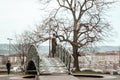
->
[0, 44, 17, 55]
[0, 44, 120, 55]
[95, 46, 120, 52]
[38, 45, 120, 53]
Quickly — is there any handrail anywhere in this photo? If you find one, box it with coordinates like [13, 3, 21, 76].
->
[55, 44, 73, 74]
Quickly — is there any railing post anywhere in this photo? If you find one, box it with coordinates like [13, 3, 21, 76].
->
[66, 52, 68, 67]
[58, 46, 60, 57]
[68, 55, 71, 74]
[64, 51, 66, 65]
[63, 48, 65, 63]
[61, 46, 62, 61]
[55, 44, 73, 74]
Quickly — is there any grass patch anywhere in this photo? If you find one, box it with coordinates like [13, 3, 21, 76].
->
[0, 71, 7, 75]
[0, 71, 24, 75]
[72, 70, 103, 75]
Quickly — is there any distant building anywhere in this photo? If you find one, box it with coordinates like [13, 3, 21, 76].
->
[0, 44, 26, 66]
[9, 54, 26, 65]
[0, 55, 7, 64]
[78, 51, 120, 70]
[0, 54, 26, 68]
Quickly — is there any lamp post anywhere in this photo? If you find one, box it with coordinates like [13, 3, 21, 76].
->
[7, 38, 13, 58]
[116, 47, 120, 67]
[48, 25, 51, 57]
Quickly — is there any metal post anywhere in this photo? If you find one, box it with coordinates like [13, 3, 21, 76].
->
[119, 47, 120, 67]
[48, 25, 52, 57]
[35, 54, 40, 80]
[7, 38, 12, 60]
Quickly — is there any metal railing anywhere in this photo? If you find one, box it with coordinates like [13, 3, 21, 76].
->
[55, 45, 73, 74]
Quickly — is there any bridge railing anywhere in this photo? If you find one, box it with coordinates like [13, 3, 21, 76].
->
[55, 45, 73, 74]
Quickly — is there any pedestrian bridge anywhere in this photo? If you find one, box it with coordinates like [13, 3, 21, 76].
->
[25, 44, 73, 75]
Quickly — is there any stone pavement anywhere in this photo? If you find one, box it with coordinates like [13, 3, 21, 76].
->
[0, 74, 120, 80]
[76, 75, 120, 80]
[38, 74, 120, 80]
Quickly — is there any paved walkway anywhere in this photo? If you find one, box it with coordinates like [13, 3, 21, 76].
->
[38, 74, 120, 80]
[39, 74, 79, 80]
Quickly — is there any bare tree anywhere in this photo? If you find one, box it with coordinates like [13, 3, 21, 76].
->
[37, 0, 115, 71]
[14, 31, 35, 66]
[14, 25, 52, 66]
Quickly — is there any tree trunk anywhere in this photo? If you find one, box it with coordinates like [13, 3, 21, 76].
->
[73, 46, 79, 71]
[72, 21, 80, 71]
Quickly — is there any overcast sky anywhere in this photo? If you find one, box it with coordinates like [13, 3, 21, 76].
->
[0, 0, 120, 46]
[0, 0, 42, 43]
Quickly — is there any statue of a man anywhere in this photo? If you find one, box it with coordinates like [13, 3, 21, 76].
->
[52, 33, 57, 57]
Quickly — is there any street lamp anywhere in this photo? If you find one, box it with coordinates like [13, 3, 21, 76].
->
[7, 38, 13, 56]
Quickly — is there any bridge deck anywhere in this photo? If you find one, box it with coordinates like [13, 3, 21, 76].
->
[39, 57, 68, 74]
[38, 74, 79, 80]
